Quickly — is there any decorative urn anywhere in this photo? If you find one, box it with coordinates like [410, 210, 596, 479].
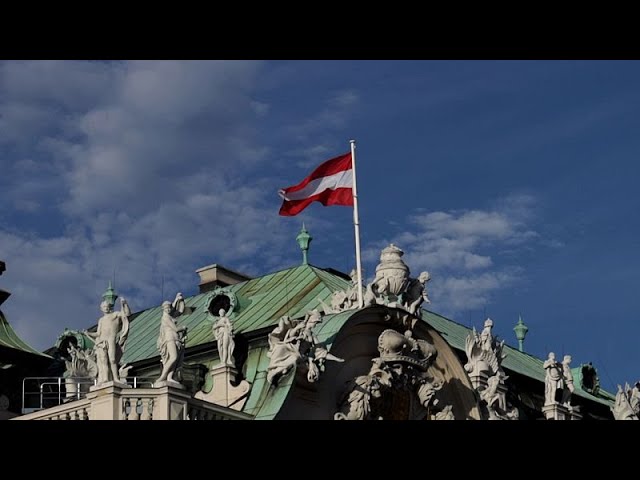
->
[374, 244, 410, 296]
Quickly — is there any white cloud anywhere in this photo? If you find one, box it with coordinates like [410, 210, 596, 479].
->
[0, 60, 299, 350]
[363, 193, 546, 317]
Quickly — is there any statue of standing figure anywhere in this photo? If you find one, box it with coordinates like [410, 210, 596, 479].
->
[213, 309, 235, 367]
[155, 300, 188, 386]
[84, 297, 130, 387]
[560, 355, 574, 406]
[543, 352, 564, 405]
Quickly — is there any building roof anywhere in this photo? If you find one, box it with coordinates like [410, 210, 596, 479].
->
[118, 261, 613, 409]
[0, 310, 50, 358]
[421, 309, 614, 406]
[122, 263, 351, 364]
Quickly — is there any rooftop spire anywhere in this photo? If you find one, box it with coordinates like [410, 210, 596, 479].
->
[102, 280, 118, 309]
[513, 314, 529, 352]
[296, 223, 312, 265]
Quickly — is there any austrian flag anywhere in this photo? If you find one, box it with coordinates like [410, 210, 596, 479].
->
[278, 152, 354, 216]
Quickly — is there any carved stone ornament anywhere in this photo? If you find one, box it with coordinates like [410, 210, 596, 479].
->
[266, 309, 344, 386]
[464, 319, 505, 378]
[464, 318, 518, 420]
[611, 382, 640, 420]
[361, 244, 432, 317]
[334, 328, 445, 420]
[205, 287, 238, 317]
[318, 269, 362, 315]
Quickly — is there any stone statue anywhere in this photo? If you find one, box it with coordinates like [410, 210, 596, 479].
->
[347, 268, 361, 307]
[543, 352, 564, 405]
[403, 271, 431, 314]
[213, 309, 235, 367]
[172, 292, 186, 316]
[318, 269, 362, 315]
[267, 316, 303, 384]
[479, 318, 494, 351]
[463, 318, 518, 419]
[84, 297, 130, 387]
[267, 311, 343, 386]
[631, 382, 640, 413]
[464, 319, 505, 377]
[560, 355, 574, 406]
[611, 382, 640, 420]
[155, 300, 188, 386]
[170, 291, 194, 316]
[480, 374, 503, 419]
[63, 344, 98, 400]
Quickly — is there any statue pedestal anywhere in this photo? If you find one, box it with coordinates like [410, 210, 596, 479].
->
[153, 379, 186, 390]
[89, 380, 131, 392]
[86, 381, 131, 420]
[543, 403, 571, 420]
[194, 363, 251, 411]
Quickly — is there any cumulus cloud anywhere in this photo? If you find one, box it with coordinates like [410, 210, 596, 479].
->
[363, 193, 543, 317]
[0, 60, 298, 350]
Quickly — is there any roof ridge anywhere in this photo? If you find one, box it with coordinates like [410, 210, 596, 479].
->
[0, 310, 51, 358]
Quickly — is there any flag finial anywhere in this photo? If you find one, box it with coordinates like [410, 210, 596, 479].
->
[296, 224, 312, 265]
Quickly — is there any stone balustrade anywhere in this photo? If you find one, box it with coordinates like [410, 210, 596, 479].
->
[14, 382, 253, 420]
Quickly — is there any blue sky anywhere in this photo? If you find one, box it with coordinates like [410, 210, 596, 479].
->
[0, 60, 638, 391]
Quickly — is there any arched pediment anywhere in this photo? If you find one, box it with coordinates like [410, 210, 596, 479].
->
[274, 306, 480, 420]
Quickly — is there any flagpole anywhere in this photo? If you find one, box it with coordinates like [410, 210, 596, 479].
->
[350, 139, 364, 308]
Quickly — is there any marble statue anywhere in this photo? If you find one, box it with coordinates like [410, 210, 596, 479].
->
[213, 309, 235, 366]
[155, 300, 188, 386]
[611, 382, 640, 420]
[267, 310, 343, 386]
[560, 355, 574, 406]
[543, 352, 564, 406]
[403, 271, 431, 314]
[84, 297, 130, 386]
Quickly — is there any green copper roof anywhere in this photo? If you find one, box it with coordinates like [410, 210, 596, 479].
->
[122, 264, 351, 364]
[421, 309, 613, 407]
[0, 310, 50, 358]
[117, 259, 613, 411]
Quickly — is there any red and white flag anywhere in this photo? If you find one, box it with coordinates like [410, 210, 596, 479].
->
[278, 152, 353, 216]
